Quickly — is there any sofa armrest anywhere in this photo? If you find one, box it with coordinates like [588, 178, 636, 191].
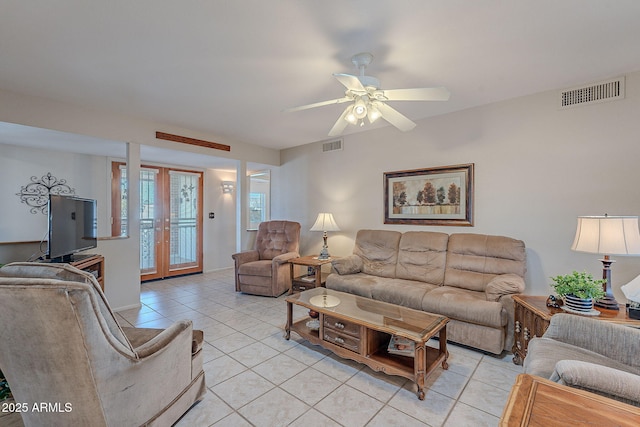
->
[123, 320, 192, 359]
[485, 273, 525, 301]
[331, 255, 363, 275]
[231, 250, 259, 266]
[552, 360, 640, 405]
[543, 314, 640, 367]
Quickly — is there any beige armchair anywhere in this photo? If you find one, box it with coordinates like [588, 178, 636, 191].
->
[232, 220, 300, 296]
[524, 313, 640, 406]
[0, 262, 206, 426]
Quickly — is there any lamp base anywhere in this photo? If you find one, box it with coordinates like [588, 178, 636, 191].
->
[317, 245, 330, 260]
[597, 256, 620, 310]
[595, 295, 620, 311]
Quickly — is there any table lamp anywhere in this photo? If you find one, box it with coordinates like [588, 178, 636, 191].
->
[310, 213, 340, 260]
[571, 214, 640, 310]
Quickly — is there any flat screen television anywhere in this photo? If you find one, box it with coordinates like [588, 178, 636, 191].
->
[47, 195, 97, 262]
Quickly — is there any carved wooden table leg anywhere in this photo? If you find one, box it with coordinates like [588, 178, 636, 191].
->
[414, 342, 426, 400]
[285, 300, 292, 340]
[440, 325, 449, 370]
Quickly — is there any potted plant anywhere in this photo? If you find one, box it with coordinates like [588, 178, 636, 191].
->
[550, 271, 606, 313]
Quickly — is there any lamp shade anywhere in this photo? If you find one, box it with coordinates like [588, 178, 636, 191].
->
[310, 213, 340, 232]
[571, 215, 640, 255]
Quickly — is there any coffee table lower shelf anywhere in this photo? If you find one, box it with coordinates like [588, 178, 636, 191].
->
[285, 309, 448, 400]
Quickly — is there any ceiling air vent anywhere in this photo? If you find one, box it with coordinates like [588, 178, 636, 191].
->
[322, 139, 343, 152]
[560, 76, 625, 109]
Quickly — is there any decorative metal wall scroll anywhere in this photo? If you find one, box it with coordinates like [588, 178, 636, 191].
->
[16, 172, 76, 214]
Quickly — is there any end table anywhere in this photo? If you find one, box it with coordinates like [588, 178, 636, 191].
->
[288, 256, 333, 294]
[512, 295, 640, 365]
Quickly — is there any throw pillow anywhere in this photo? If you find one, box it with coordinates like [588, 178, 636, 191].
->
[485, 273, 525, 301]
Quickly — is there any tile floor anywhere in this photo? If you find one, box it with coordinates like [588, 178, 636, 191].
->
[115, 268, 524, 427]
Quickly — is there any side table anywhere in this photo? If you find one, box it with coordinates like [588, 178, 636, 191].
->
[288, 256, 333, 294]
[512, 295, 640, 365]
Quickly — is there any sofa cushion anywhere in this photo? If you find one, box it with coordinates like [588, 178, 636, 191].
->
[325, 273, 382, 298]
[444, 233, 526, 292]
[370, 278, 438, 311]
[353, 230, 401, 278]
[524, 337, 640, 380]
[331, 254, 363, 275]
[237, 260, 272, 277]
[485, 273, 526, 301]
[421, 286, 506, 328]
[396, 231, 448, 285]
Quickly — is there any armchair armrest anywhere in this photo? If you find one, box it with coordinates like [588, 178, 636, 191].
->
[331, 255, 363, 275]
[552, 360, 640, 406]
[122, 320, 192, 359]
[272, 251, 299, 264]
[543, 314, 640, 367]
[231, 250, 259, 266]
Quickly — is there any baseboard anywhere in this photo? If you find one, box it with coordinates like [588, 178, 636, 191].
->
[113, 302, 142, 312]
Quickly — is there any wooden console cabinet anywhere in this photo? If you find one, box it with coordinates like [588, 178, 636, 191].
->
[71, 254, 105, 291]
[512, 295, 640, 365]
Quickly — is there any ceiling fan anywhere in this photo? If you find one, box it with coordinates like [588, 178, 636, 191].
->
[284, 52, 450, 136]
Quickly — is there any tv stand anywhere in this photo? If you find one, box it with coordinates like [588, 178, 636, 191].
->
[43, 254, 105, 291]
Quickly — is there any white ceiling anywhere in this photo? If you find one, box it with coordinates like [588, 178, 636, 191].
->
[2, 1, 640, 152]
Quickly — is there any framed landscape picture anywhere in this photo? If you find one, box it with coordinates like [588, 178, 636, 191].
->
[384, 163, 474, 226]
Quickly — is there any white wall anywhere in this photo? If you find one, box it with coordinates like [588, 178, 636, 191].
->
[203, 168, 237, 271]
[0, 144, 109, 241]
[277, 70, 640, 301]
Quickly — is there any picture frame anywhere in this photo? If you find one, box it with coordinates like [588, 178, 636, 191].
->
[384, 163, 474, 226]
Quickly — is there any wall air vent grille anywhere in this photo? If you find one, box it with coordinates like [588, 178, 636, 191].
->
[560, 76, 625, 109]
[322, 139, 343, 152]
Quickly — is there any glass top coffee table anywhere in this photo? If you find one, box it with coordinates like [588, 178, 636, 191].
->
[285, 288, 449, 400]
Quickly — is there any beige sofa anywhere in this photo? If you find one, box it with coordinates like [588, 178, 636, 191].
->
[326, 230, 526, 354]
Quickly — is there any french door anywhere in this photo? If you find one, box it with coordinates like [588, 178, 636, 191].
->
[113, 163, 203, 281]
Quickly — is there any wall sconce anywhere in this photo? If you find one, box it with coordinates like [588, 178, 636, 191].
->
[222, 181, 234, 194]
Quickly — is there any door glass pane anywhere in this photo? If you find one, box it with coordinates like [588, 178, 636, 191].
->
[119, 165, 128, 236]
[169, 171, 199, 268]
[140, 168, 159, 273]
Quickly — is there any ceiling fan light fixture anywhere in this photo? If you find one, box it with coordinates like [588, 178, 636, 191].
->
[367, 103, 382, 123]
[345, 106, 358, 124]
[353, 98, 367, 119]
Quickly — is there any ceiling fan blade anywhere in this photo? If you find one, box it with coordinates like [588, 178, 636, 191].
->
[378, 87, 450, 101]
[376, 102, 416, 132]
[333, 73, 366, 92]
[283, 97, 351, 113]
[328, 105, 352, 136]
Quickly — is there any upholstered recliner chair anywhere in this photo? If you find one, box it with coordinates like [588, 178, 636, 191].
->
[0, 262, 206, 427]
[524, 313, 640, 406]
[232, 220, 301, 296]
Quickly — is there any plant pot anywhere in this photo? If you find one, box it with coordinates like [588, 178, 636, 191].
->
[564, 294, 594, 312]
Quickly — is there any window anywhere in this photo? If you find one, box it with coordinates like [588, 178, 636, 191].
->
[248, 170, 270, 230]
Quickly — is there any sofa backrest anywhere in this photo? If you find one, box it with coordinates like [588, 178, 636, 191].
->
[396, 231, 449, 284]
[0, 262, 133, 350]
[353, 229, 401, 278]
[444, 233, 526, 292]
[255, 220, 301, 260]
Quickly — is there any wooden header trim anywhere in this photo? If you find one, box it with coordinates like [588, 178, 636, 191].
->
[156, 131, 231, 152]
